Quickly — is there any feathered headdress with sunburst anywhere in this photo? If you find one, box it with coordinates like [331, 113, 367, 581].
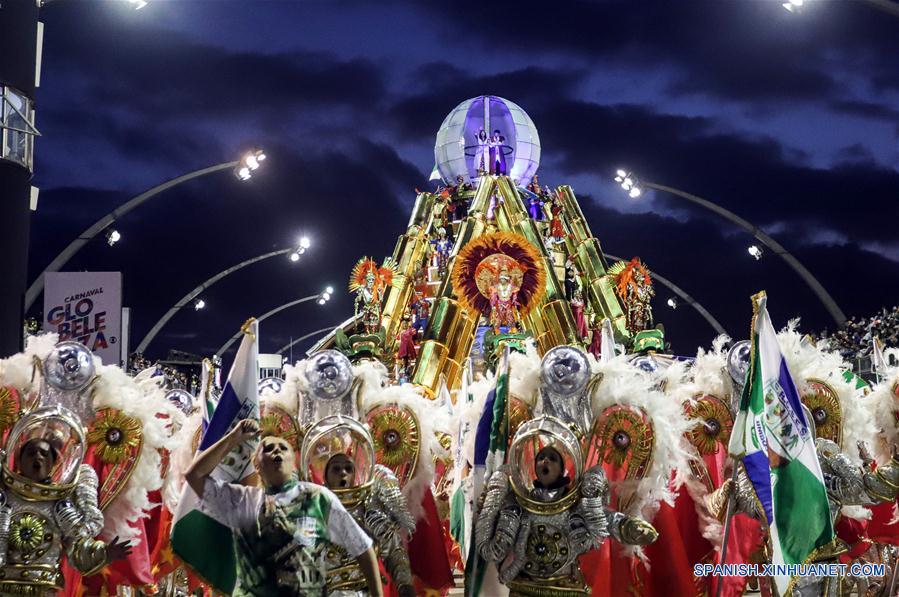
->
[451, 232, 546, 317]
[349, 257, 397, 294]
[607, 257, 652, 299]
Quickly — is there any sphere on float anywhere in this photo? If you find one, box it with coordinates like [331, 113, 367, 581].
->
[434, 95, 541, 187]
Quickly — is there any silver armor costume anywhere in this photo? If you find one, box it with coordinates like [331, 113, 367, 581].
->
[816, 440, 899, 508]
[476, 416, 656, 597]
[300, 415, 416, 597]
[325, 465, 416, 597]
[0, 464, 107, 596]
[0, 344, 116, 597]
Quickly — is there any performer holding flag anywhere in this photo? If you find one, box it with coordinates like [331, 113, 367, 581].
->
[464, 345, 511, 597]
[173, 318, 382, 596]
[727, 292, 835, 595]
[170, 318, 262, 592]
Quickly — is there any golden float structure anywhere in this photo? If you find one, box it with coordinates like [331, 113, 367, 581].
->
[311, 95, 631, 397]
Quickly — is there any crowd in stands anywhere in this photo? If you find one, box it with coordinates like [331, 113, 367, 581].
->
[128, 353, 198, 392]
[817, 305, 899, 361]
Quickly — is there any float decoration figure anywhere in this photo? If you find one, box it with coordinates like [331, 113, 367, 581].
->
[607, 258, 654, 335]
[430, 228, 452, 277]
[395, 314, 418, 382]
[451, 232, 546, 334]
[349, 257, 397, 335]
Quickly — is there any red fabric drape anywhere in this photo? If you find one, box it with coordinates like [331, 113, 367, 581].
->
[409, 490, 455, 594]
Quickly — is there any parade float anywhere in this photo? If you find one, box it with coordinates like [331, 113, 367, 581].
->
[0, 95, 896, 597]
[293, 95, 698, 595]
[293, 95, 899, 596]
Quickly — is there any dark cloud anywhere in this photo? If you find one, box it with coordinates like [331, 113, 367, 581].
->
[833, 143, 877, 166]
[27, 0, 899, 360]
[830, 100, 899, 123]
[526, 99, 899, 249]
[388, 64, 587, 140]
[421, 0, 897, 105]
[42, 6, 386, 119]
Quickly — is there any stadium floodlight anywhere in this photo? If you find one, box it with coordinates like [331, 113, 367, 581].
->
[614, 169, 644, 199]
[234, 149, 266, 181]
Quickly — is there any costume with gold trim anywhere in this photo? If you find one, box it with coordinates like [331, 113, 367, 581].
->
[296, 353, 417, 597]
[0, 402, 109, 597]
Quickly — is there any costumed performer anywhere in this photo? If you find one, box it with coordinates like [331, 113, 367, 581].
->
[185, 419, 383, 596]
[0, 405, 131, 596]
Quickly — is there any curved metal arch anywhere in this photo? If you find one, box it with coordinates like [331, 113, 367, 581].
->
[644, 181, 845, 326]
[25, 161, 239, 311]
[135, 247, 294, 354]
[215, 295, 324, 357]
[604, 252, 728, 337]
[277, 326, 342, 357]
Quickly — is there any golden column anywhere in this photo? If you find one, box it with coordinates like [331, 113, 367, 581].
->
[493, 177, 580, 353]
[556, 185, 630, 339]
[411, 178, 496, 395]
[379, 192, 435, 354]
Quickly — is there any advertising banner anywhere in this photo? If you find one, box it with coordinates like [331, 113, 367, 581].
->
[44, 272, 123, 365]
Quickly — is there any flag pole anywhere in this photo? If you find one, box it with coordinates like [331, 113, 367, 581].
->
[714, 465, 741, 597]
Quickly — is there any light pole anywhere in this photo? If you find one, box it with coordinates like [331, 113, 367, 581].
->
[214, 289, 333, 358]
[25, 151, 267, 312]
[613, 170, 846, 326]
[135, 242, 308, 355]
[278, 326, 342, 361]
[603, 252, 728, 337]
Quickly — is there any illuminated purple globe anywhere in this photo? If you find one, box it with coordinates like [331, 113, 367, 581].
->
[434, 95, 541, 187]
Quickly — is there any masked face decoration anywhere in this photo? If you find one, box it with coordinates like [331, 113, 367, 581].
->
[305, 350, 353, 402]
[43, 342, 94, 393]
[41, 341, 96, 423]
[541, 346, 590, 397]
[165, 389, 195, 416]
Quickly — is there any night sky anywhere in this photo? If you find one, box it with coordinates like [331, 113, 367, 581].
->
[28, 0, 899, 366]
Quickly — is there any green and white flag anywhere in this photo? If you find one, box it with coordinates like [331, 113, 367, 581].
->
[728, 292, 834, 595]
[172, 320, 260, 593]
[464, 346, 511, 597]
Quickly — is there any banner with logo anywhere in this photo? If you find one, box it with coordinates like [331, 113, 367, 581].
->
[44, 272, 123, 365]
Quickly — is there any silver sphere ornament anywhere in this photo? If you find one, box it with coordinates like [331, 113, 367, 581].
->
[540, 346, 591, 397]
[727, 340, 752, 385]
[434, 95, 541, 186]
[43, 341, 95, 392]
[632, 356, 659, 374]
[165, 389, 195, 415]
[258, 377, 284, 395]
[305, 350, 353, 401]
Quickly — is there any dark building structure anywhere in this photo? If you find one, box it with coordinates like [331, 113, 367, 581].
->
[0, 0, 40, 357]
